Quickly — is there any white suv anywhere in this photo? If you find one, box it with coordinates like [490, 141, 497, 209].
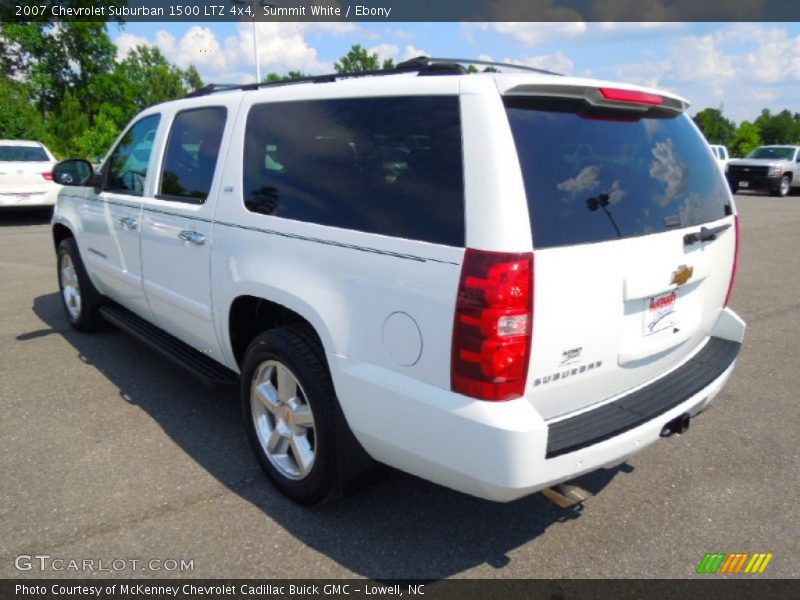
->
[51, 59, 745, 504]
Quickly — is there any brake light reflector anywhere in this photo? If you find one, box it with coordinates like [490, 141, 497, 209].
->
[451, 249, 533, 401]
[724, 215, 740, 307]
[41, 172, 53, 181]
[599, 87, 663, 106]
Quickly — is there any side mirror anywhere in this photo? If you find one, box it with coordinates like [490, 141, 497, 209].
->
[53, 159, 95, 186]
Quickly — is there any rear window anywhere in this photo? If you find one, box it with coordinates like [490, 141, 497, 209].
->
[243, 96, 464, 247]
[505, 97, 731, 249]
[0, 146, 49, 162]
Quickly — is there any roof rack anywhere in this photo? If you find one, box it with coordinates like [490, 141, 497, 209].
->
[400, 57, 563, 76]
[185, 56, 561, 98]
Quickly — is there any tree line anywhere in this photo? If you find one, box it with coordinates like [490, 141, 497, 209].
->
[1, 22, 202, 159]
[692, 107, 800, 157]
[2, 22, 797, 161]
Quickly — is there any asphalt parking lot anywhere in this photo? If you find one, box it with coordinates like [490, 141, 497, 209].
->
[1, 193, 798, 580]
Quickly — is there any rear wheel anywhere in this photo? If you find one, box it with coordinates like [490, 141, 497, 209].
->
[57, 237, 103, 332]
[241, 326, 341, 505]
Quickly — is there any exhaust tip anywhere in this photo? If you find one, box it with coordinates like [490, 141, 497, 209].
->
[542, 482, 593, 508]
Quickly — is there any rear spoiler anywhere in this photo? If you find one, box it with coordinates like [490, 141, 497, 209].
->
[503, 83, 689, 115]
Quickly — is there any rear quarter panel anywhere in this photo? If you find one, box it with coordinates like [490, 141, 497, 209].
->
[210, 81, 466, 394]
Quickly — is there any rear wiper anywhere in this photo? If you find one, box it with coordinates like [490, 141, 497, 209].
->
[683, 223, 731, 246]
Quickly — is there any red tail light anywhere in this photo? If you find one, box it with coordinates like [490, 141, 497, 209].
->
[451, 249, 533, 401]
[599, 87, 663, 106]
[724, 215, 740, 307]
[41, 172, 53, 181]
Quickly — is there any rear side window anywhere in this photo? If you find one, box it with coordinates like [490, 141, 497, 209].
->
[0, 146, 48, 161]
[505, 97, 731, 249]
[243, 96, 464, 247]
[159, 107, 227, 203]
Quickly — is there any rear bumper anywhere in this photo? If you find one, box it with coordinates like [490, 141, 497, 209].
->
[0, 187, 59, 207]
[330, 308, 745, 502]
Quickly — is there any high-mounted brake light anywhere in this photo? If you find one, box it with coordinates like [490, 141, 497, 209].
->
[599, 87, 663, 106]
[724, 215, 740, 307]
[451, 249, 533, 401]
[41, 172, 53, 181]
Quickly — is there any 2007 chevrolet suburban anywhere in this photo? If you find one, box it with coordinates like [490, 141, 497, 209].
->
[51, 58, 745, 505]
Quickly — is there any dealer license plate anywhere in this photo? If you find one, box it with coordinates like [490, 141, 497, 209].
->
[644, 290, 678, 336]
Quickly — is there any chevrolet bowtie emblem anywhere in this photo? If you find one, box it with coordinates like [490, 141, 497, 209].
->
[671, 265, 694, 286]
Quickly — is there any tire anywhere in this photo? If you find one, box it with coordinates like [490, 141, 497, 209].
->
[772, 175, 791, 197]
[57, 237, 104, 332]
[241, 326, 342, 505]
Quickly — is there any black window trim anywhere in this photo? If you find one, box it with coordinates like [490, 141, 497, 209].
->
[101, 113, 162, 197]
[155, 105, 228, 205]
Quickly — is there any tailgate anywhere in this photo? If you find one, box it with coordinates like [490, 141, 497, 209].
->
[503, 88, 736, 420]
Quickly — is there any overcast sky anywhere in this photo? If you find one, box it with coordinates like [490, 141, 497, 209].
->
[112, 21, 800, 123]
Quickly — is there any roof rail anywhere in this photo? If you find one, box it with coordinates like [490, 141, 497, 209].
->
[398, 56, 563, 76]
[184, 56, 560, 98]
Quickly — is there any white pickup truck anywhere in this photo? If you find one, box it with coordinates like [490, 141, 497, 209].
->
[51, 59, 745, 505]
[727, 145, 800, 197]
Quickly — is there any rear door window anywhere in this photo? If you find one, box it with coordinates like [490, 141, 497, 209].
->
[243, 96, 464, 247]
[158, 107, 227, 203]
[505, 97, 731, 249]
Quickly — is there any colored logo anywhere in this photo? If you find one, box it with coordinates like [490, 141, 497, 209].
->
[696, 552, 773, 574]
[671, 264, 694, 286]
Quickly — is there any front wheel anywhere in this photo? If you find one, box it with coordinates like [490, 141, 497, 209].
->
[772, 175, 791, 197]
[57, 237, 104, 332]
[241, 326, 341, 505]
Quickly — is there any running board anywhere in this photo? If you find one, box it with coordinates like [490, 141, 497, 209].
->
[99, 304, 240, 387]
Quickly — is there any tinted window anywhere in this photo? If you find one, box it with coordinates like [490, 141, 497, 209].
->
[105, 114, 160, 196]
[159, 107, 227, 203]
[243, 96, 464, 247]
[505, 98, 731, 249]
[746, 146, 794, 160]
[0, 146, 49, 161]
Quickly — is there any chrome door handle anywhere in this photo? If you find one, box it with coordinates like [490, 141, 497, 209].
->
[178, 230, 205, 245]
[117, 217, 137, 230]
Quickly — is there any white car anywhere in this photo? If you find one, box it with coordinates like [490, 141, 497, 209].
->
[0, 140, 61, 209]
[50, 58, 745, 504]
[709, 144, 730, 172]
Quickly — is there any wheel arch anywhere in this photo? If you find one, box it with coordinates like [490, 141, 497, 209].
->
[228, 292, 378, 489]
[52, 222, 74, 251]
[227, 293, 331, 369]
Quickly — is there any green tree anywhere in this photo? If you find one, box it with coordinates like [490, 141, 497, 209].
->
[334, 44, 384, 73]
[0, 77, 47, 141]
[692, 108, 736, 146]
[183, 64, 204, 92]
[48, 90, 89, 157]
[60, 22, 116, 104]
[731, 121, 762, 158]
[73, 111, 120, 161]
[754, 108, 799, 145]
[264, 71, 309, 83]
[117, 45, 188, 112]
[0, 22, 114, 117]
